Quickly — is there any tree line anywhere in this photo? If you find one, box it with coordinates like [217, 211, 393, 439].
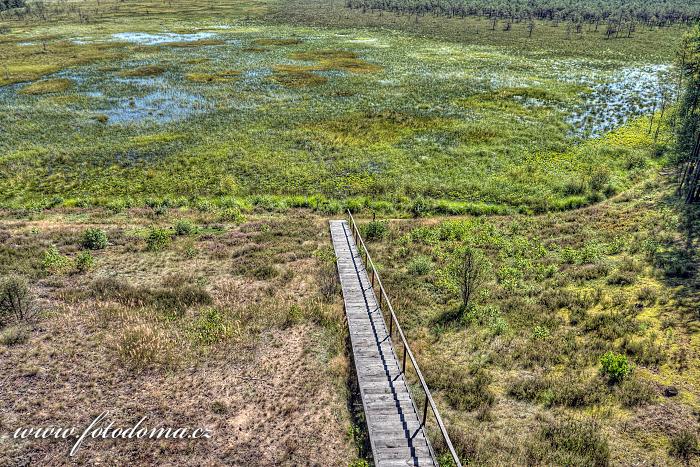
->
[677, 26, 700, 203]
[0, 0, 26, 12]
[344, 0, 700, 34]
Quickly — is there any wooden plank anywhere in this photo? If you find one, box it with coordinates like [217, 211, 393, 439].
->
[330, 220, 436, 467]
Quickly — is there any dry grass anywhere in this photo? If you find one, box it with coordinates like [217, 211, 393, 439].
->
[0, 209, 355, 465]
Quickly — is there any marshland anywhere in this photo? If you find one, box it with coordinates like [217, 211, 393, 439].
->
[1, 0, 699, 465]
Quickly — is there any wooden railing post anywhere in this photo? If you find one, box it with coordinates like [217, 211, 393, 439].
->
[402, 344, 407, 373]
[422, 394, 429, 427]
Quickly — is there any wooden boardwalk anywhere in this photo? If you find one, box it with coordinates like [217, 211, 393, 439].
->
[330, 220, 436, 467]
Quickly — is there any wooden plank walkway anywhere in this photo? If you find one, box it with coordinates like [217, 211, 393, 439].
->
[330, 220, 436, 467]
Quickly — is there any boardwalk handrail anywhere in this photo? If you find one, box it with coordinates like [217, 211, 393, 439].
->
[346, 210, 462, 467]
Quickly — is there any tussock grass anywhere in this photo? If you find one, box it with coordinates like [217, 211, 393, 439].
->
[118, 64, 166, 77]
[253, 38, 302, 46]
[270, 65, 327, 87]
[185, 69, 240, 82]
[19, 78, 72, 94]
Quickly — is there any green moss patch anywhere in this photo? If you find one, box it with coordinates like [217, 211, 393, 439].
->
[290, 49, 382, 73]
[119, 65, 166, 77]
[270, 65, 327, 87]
[20, 78, 73, 95]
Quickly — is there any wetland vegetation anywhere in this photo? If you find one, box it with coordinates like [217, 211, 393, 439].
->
[1, 0, 699, 465]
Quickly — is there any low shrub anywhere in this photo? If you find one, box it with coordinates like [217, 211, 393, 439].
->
[600, 351, 631, 383]
[174, 219, 198, 236]
[74, 251, 95, 273]
[617, 376, 656, 407]
[535, 417, 610, 467]
[362, 220, 388, 241]
[191, 308, 229, 345]
[42, 246, 71, 274]
[407, 255, 432, 276]
[81, 228, 108, 250]
[669, 430, 699, 464]
[0, 325, 29, 346]
[146, 227, 172, 252]
[0, 276, 36, 327]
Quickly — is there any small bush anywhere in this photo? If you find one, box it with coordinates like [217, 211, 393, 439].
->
[42, 246, 71, 274]
[252, 264, 279, 280]
[408, 255, 432, 276]
[508, 374, 549, 402]
[588, 168, 610, 192]
[74, 251, 95, 273]
[0, 325, 29, 346]
[191, 308, 229, 345]
[81, 228, 107, 250]
[636, 286, 657, 305]
[0, 276, 36, 327]
[441, 366, 495, 411]
[362, 220, 388, 241]
[617, 376, 656, 407]
[669, 430, 699, 464]
[600, 351, 631, 383]
[146, 227, 172, 252]
[174, 219, 198, 236]
[536, 417, 610, 466]
[606, 270, 636, 286]
[219, 207, 245, 223]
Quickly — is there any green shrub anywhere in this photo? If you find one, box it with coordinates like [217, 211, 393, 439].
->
[441, 365, 495, 411]
[42, 246, 71, 274]
[600, 351, 631, 383]
[362, 220, 388, 241]
[606, 270, 636, 286]
[218, 207, 245, 223]
[533, 325, 550, 339]
[74, 251, 95, 273]
[588, 167, 611, 192]
[252, 264, 279, 280]
[0, 276, 35, 328]
[81, 228, 108, 250]
[407, 255, 432, 276]
[508, 374, 549, 402]
[191, 308, 229, 345]
[174, 219, 198, 236]
[146, 227, 172, 252]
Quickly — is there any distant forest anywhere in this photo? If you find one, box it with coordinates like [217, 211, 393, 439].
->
[0, 0, 25, 12]
[345, 0, 700, 31]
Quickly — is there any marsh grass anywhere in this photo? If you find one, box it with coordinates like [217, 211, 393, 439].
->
[19, 78, 72, 94]
[119, 65, 166, 77]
